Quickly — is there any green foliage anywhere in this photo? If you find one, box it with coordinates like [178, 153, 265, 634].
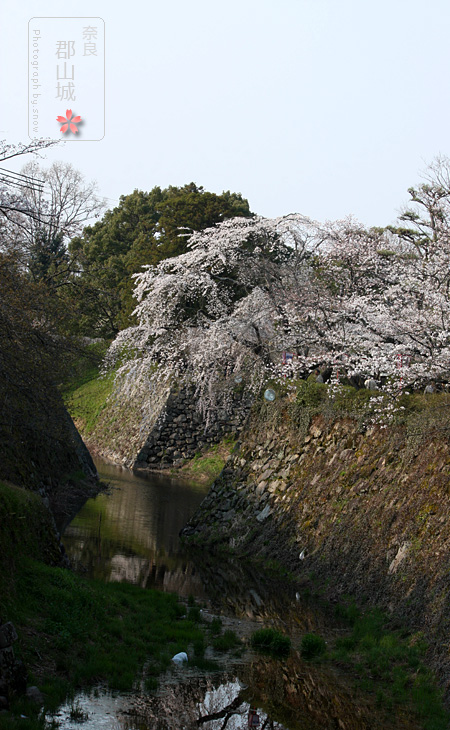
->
[330, 601, 448, 729]
[328, 385, 372, 413]
[209, 617, 223, 636]
[189, 452, 226, 480]
[187, 606, 202, 622]
[0, 488, 210, 725]
[212, 630, 240, 652]
[144, 676, 158, 692]
[287, 379, 328, 435]
[63, 370, 115, 436]
[68, 184, 252, 336]
[0, 482, 61, 594]
[300, 633, 327, 660]
[28, 230, 69, 288]
[193, 637, 206, 657]
[155, 183, 251, 259]
[289, 378, 450, 437]
[295, 380, 328, 408]
[250, 628, 291, 658]
[0, 255, 90, 489]
[61, 340, 109, 397]
[61, 341, 118, 440]
[3, 558, 207, 716]
[334, 598, 361, 626]
[69, 702, 89, 722]
[262, 558, 294, 581]
[190, 656, 221, 672]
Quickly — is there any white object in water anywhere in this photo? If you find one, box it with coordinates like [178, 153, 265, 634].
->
[172, 652, 188, 665]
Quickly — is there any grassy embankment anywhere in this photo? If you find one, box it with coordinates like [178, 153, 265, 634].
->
[0, 480, 231, 730]
[62, 342, 235, 482]
[176, 435, 236, 483]
[61, 341, 115, 440]
[61, 358, 450, 727]
[269, 375, 450, 439]
[266, 379, 450, 728]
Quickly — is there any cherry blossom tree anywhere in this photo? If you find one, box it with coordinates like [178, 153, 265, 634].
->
[308, 209, 450, 389]
[105, 214, 325, 418]
[106, 160, 450, 418]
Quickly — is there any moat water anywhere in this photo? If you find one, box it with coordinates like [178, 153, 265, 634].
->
[58, 458, 412, 730]
[62, 457, 209, 598]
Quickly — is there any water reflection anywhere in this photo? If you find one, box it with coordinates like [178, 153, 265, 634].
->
[62, 457, 209, 597]
[50, 675, 289, 730]
[60, 461, 420, 730]
[52, 655, 414, 730]
[124, 674, 289, 730]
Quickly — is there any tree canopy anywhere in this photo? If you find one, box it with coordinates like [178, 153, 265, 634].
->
[105, 214, 323, 418]
[105, 157, 450, 420]
[69, 184, 252, 336]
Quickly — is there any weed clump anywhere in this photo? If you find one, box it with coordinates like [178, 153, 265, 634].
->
[187, 606, 202, 623]
[300, 633, 327, 660]
[250, 628, 291, 658]
[209, 617, 223, 636]
[212, 630, 240, 652]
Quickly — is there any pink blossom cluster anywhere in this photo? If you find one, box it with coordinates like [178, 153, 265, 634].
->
[106, 158, 450, 420]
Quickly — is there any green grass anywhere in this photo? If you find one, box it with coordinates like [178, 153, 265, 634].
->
[212, 630, 241, 652]
[61, 341, 109, 398]
[0, 478, 209, 729]
[60, 341, 116, 436]
[330, 602, 449, 730]
[179, 435, 238, 484]
[0, 481, 61, 588]
[63, 371, 115, 436]
[286, 377, 450, 443]
[2, 559, 207, 727]
[208, 617, 223, 636]
[188, 447, 226, 480]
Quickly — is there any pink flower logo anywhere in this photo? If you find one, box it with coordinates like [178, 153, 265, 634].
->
[57, 109, 81, 134]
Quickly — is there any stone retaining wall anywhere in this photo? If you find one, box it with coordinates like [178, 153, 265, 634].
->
[134, 386, 252, 469]
[182, 401, 450, 702]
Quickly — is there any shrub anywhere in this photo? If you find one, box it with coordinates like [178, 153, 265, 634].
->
[295, 380, 327, 408]
[250, 628, 291, 658]
[212, 630, 240, 652]
[187, 606, 202, 623]
[209, 617, 223, 636]
[193, 638, 205, 657]
[300, 633, 326, 660]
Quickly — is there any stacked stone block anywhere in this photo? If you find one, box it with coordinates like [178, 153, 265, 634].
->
[134, 386, 252, 469]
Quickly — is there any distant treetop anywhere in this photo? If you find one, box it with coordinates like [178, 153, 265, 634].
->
[69, 183, 252, 336]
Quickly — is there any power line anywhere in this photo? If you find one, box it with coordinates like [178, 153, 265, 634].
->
[0, 167, 45, 194]
[0, 171, 45, 190]
[0, 175, 44, 194]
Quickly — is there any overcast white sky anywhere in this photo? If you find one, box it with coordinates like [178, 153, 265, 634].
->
[1, 0, 449, 227]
